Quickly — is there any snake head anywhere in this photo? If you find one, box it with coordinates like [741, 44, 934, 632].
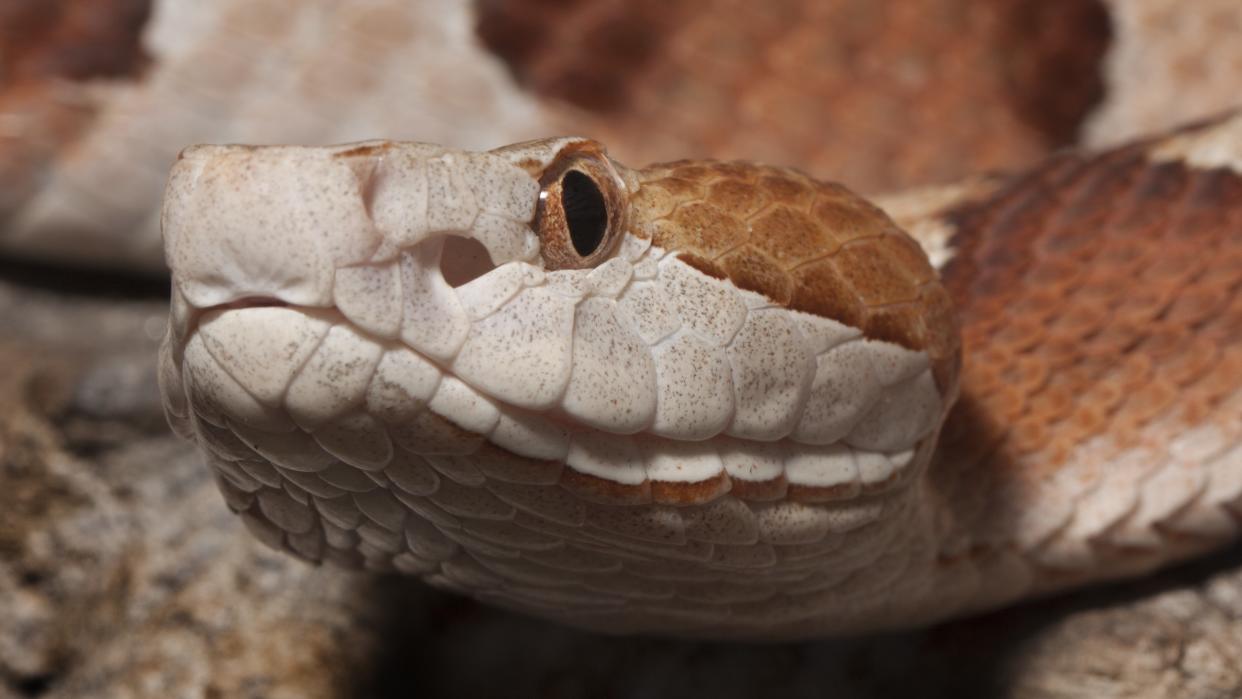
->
[158, 136, 962, 635]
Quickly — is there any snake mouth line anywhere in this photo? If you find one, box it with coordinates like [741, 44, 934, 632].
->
[210, 296, 289, 310]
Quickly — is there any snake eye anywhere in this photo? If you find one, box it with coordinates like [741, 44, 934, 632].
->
[535, 149, 626, 270]
[561, 171, 607, 256]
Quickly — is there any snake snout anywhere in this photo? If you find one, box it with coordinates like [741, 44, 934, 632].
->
[163, 141, 543, 315]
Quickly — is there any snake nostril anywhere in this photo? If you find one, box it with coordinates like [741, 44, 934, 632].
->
[440, 235, 497, 288]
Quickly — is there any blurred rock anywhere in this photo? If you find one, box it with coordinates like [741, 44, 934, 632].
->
[0, 274, 386, 698]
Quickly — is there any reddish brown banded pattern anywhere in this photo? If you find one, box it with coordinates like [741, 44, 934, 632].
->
[476, 0, 1109, 192]
[0, 0, 150, 84]
[631, 160, 960, 391]
[933, 130, 1242, 541]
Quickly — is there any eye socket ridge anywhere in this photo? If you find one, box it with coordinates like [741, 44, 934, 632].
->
[560, 170, 608, 257]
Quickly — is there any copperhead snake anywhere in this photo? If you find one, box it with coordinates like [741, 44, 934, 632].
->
[157, 114, 1242, 638]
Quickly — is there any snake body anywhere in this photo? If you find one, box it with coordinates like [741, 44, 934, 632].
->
[158, 116, 1242, 638]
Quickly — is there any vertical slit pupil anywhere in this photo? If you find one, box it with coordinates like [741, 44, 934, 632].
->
[561, 170, 608, 256]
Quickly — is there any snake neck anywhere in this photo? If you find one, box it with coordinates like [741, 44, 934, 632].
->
[913, 125, 1242, 616]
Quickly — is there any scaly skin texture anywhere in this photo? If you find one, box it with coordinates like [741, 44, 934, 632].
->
[158, 116, 1242, 639]
[633, 161, 959, 390]
[932, 124, 1242, 598]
